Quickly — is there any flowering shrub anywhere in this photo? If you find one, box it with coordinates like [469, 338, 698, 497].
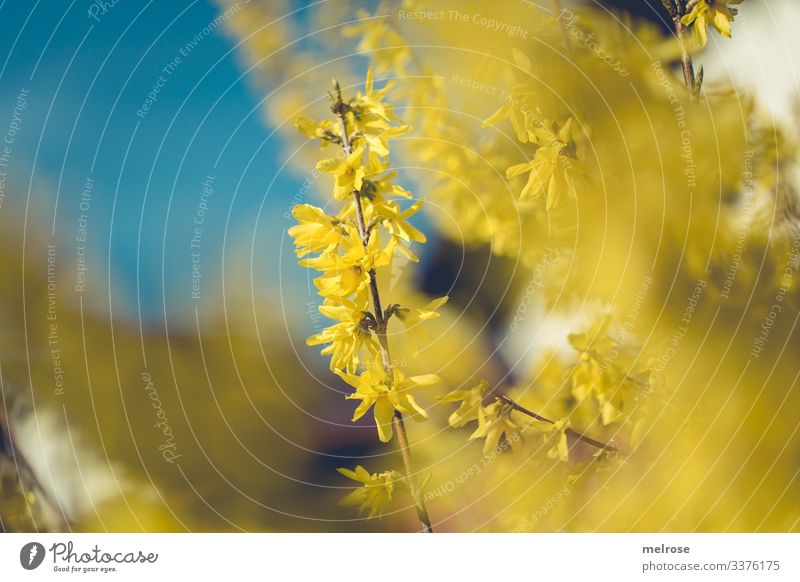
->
[6, 0, 799, 536]
[223, 0, 800, 532]
[290, 70, 623, 530]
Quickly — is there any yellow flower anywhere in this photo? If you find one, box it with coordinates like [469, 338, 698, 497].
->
[356, 160, 414, 202]
[681, 0, 743, 46]
[567, 315, 652, 425]
[393, 295, 448, 324]
[326, 69, 410, 158]
[442, 381, 524, 454]
[340, 198, 426, 265]
[342, 10, 411, 75]
[288, 204, 343, 257]
[345, 153, 412, 201]
[354, 68, 402, 125]
[544, 419, 571, 462]
[440, 380, 488, 429]
[482, 85, 539, 143]
[372, 199, 427, 244]
[316, 145, 366, 200]
[409, 296, 448, 320]
[506, 119, 581, 209]
[570, 352, 604, 401]
[300, 225, 394, 302]
[568, 317, 619, 406]
[470, 400, 523, 455]
[307, 299, 380, 372]
[295, 117, 339, 146]
[337, 367, 439, 442]
[390, 296, 449, 348]
[337, 465, 405, 518]
[567, 314, 616, 354]
[361, 124, 410, 158]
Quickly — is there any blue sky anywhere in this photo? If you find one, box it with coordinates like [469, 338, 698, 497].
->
[0, 0, 303, 326]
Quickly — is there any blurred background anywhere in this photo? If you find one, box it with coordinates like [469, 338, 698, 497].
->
[1, 0, 799, 532]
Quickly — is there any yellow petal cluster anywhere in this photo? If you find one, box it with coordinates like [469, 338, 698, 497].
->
[289, 70, 447, 519]
[682, 0, 744, 46]
[339, 368, 439, 442]
[290, 70, 445, 383]
[336, 466, 405, 518]
[442, 381, 524, 455]
[505, 118, 584, 209]
[567, 316, 655, 427]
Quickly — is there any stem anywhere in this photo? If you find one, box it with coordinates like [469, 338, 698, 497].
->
[336, 101, 433, 533]
[393, 412, 433, 532]
[496, 394, 621, 453]
[664, 0, 697, 95]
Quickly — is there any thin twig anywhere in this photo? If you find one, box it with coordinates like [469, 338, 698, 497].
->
[496, 394, 621, 453]
[334, 91, 433, 533]
[664, 0, 698, 96]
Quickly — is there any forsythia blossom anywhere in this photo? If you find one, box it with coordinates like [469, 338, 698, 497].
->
[337, 466, 405, 518]
[305, 299, 379, 373]
[442, 381, 525, 455]
[342, 10, 411, 75]
[567, 316, 655, 427]
[681, 0, 744, 46]
[505, 118, 584, 209]
[544, 419, 571, 463]
[290, 70, 446, 521]
[216, 0, 790, 533]
[338, 367, 439, 442]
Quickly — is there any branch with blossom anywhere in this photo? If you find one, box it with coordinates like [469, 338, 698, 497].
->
[290, 71, 445, 532]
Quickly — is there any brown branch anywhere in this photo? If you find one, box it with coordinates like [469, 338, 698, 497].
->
[393, 413, 432, 532]
[495, 394, 621, 453]
[664, 0, 699, 96]
[334, 89, 433, 533]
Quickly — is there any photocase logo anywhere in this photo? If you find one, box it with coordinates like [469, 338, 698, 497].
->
[20, 542, 46, 570]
